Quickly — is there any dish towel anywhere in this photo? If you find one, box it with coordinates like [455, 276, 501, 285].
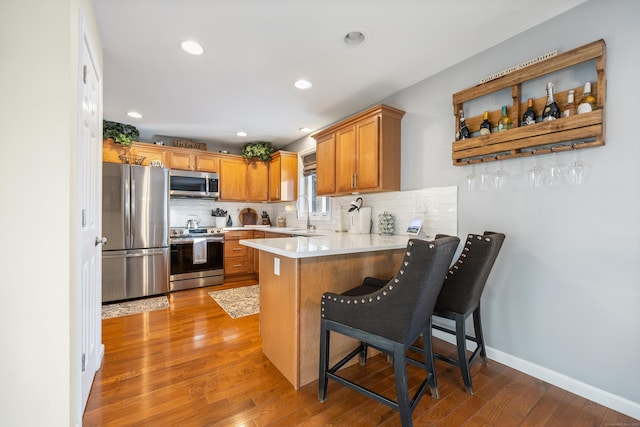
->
[192, 238, 207, 264]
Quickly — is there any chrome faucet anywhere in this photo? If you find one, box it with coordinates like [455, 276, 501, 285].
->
[297, 195, 315, 231]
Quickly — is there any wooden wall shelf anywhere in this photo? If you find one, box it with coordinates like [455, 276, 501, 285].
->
[451, 39, 606, 166]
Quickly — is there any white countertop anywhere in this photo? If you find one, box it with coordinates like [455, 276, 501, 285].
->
[224, 226, 334, 237]
[239, 233, 413, 259]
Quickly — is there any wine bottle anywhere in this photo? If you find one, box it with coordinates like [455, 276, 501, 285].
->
[479, 111, 492, 135]
[522, 98, 536, 125]
[497, 106, 512, 132]
[456, 110, 471, 140]
[562, 90, 577, 118]
[542, 82, 561, 121]
[577, 82, 597, 114]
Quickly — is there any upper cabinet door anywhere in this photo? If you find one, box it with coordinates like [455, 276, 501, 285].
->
[196, 153, 220, 172]
[315, 133, 336, 196]
[269, 151, 298, 202]
[168, 152, 195, 171]
[269, 154, 282, 201]
[336, 124, 357, 193]
[247, 160, 269, 201]
[354, 115, 380, 191]
[219, 157, 247, 201]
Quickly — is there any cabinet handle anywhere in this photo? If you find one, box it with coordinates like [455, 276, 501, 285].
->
[276, 189, 279, 198]
[232, 248, 242, 251]
[233, 264, 243, 267]
[352, 173, 357, 188]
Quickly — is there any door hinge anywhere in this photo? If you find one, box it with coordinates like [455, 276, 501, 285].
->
[82, 353, 86, 372]
[83, 65, 87, 84]
[82, 208, 87, 227]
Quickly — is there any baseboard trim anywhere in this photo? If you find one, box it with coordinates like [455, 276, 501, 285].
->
[431, 330, 640, 420]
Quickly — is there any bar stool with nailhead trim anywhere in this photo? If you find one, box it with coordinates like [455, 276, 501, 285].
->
[318, 236, 459, 427]
[429, 231, 505, 395]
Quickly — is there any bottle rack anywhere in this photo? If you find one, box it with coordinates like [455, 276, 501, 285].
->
[451, 39, 606, 166]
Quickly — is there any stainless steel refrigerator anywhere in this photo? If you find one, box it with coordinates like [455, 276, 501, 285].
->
[102, 162, 170, 303]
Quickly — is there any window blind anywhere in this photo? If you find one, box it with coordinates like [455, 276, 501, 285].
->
[303, 152, 316, 176]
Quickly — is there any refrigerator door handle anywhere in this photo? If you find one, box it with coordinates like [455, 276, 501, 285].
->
[124, 248, 167, 257]
[130, 175, 136, 248]
[124, 166, 132, 249]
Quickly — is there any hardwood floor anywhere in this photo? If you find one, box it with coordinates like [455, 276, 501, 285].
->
[84, 283, 637, 426]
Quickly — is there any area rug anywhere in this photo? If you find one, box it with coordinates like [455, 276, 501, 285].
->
[208, 285, 260, 319]
[102, 296, 170, 319]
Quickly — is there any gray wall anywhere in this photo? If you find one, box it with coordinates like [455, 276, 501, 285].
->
[286, 0, 640, 416]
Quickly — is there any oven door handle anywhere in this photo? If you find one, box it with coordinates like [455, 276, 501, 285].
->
[171, 237, 223, 244]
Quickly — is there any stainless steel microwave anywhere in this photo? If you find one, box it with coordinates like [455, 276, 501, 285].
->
[169, 170, 219, 199]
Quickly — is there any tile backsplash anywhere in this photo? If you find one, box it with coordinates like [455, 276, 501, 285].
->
[170, 186, 457, 237]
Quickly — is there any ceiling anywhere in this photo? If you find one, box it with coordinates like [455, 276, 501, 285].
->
[94, 0, 587, 150]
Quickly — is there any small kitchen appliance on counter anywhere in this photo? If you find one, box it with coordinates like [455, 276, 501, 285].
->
[347, 197, 371, 234]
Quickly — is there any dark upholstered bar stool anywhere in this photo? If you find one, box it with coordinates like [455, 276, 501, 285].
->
[430, 231, 505, 395]
[318, 237, 459, 427]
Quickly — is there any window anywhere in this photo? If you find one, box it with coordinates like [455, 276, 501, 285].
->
[300, 151, 330, 218]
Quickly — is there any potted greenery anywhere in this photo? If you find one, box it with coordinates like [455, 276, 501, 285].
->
[103, 120, 140, 147]
[241, 141, 274, 162]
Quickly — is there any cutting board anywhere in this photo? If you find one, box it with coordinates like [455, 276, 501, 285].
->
[239, 208, 257, 225]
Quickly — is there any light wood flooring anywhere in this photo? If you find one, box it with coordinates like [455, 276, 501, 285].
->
[83, 281, 637, 426]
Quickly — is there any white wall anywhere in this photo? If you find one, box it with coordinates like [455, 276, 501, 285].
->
[0, 0, 101, 425]
[384, 0, 639, 416]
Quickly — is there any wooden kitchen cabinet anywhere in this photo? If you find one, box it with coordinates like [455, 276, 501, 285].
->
[102, 140, 166, 166]
[224, 230, 254, 277]
[312, 104, 404, 196]
[195, 153, 220, 172]
[247, 161, 269, 201]
[269, 150, 298, 202]
[168, 151, 196, 170]
[220, 157, 269, 202]
[219, 157, 247, 201]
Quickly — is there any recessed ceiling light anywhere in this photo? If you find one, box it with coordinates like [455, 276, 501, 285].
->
[294, 79, 313, 90]
[236, 131, 247, 137]
[344, 31, 365, 46]
[181, 40, 204, 55]
[299, 127, 312, 132]
[127, 111, 142, 119]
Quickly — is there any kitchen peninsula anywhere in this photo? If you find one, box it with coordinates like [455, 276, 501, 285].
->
[240, 233, 410, 388]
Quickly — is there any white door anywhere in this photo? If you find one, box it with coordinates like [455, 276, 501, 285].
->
[78, 22, 103, 415]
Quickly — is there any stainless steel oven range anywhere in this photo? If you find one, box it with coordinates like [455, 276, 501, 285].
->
[169, 226, 224, 291]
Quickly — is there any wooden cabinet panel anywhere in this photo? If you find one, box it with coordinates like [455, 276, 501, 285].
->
[196, 154, 220, 172]
[252, 231, 264, 273]
[315, 133, 336, 196]
[336, 125, 357, 193]
[102, 140, 166, 166]
[102, 139, 124, 163]
[269, 151, 298, 202]
[260, 251, 299, 386]
[269, 155, 281, 200]
[128, 144, 165, 166]
[247, 161, 269, 201]
[355, 115, 379, 191]
[168, 151, 195, 170]
[224, 240, 249, 258]
[219, 157, 247, 201]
